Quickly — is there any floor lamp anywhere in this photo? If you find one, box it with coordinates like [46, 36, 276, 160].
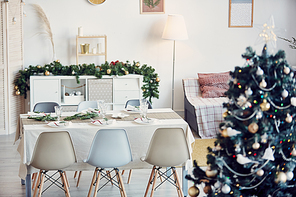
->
[162, 14, 188, 110]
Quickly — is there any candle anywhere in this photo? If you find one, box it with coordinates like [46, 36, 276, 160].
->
[78, 27, 83, 36]
[97, 43, 101, 53]
[92, 47, 97, 54]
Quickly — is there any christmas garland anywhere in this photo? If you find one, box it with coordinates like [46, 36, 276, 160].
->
[14, 60, 160, 102]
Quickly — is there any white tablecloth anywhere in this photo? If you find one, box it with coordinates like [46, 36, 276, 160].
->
[16, 108, 195, 180]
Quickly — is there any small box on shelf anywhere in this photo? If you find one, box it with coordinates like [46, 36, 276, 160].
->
[64, 95, 84, 105]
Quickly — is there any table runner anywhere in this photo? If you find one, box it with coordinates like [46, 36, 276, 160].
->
[20, 112, 181, 125]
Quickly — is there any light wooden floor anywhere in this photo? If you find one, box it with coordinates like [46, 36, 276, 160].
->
[0, 133, 206, 197]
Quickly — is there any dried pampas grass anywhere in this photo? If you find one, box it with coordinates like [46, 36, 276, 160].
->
[32, 4, 56, 60]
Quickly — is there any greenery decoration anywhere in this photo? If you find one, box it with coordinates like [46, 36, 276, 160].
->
[14, 60, 160, 102]
[63, 112, 99, 121]
[28, 114, 57, 121]
[279, 37, 296, 49]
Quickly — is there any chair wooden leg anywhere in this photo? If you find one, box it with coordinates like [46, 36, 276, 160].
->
[76, 171, 82, 187]
[107, 170, 113, 185]
[121, 170, 125, 175]
[37, 172, 45, 197]
[172, 168, 184, 197]
[118, 170, 127, 197]
[64, 171, 70, 188]
[61, 171, 71, 197]
[93, 170, 101, 197]
[74, 171, 78, 179]
[115, 171, 124, 197]
[87, 168, 98, 197]
[31, 172, 37, 190]
[33, 171, 42, 197]
[150, 169, 158, 197]
[127, 169, 132, 184]
[144, 166, 156, 197]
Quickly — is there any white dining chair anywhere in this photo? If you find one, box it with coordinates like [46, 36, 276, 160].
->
[85, 129, 133, 197]
[125, 99, 152, 109]
[76, 101, 98, 112]
[141, 128, 190, 197]
[33, 101, 59, 113]
[30, 131, 76, 197]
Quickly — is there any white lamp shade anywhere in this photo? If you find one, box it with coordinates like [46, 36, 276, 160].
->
[162, 14, 188, 40]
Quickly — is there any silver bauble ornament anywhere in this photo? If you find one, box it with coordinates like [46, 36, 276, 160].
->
[256, 169, 264, 177]
[286, 113, 293, 123]
[284, 66, 290, 74]
[291, 148, 296, 156]
[252, 142, 260, 150]
[256, 67, 264, 75]
[260, 79, 267, 88]
[282, 89, 289, 98]
[286, 171, 294, 181]
[275, 172, 287, 183]
[222, 184, 231, 194]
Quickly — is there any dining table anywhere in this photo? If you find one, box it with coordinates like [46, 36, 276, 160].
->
[15, 108, 195, 197]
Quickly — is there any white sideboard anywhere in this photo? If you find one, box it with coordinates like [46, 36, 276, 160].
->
[30, 75, 143, 111]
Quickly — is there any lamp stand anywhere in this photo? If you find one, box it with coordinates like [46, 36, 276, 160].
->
[172, 40, 176, 110]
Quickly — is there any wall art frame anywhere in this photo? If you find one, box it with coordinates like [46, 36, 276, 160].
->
[140, 0, 165, 14]
[229, 0, 254, 28]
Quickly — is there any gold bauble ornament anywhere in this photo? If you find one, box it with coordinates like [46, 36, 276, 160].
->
[260, 99, 270, 111]
[37, 65, 41, 69]
[223, 110, 228, 118]
[45, 70, 50, 76]
[143, 89, 146, 92]
[203, 185, 212, 194]
[125, 70, 129, 75]
[14, 85, 18, 90]
[107, 69, 111, 74]
[135, 62, 140, 67]
[56, 59, 60, 62]
[188, 186, 200, 197]
[205, 167, 218, 178]
[24, 68, 28, 71]
[275, 172, 287, 183]
[15, 90, 20, 95]
[248, 122, 259, 134]
[156, 77, 160, 82]
[221, 129, 229, 137]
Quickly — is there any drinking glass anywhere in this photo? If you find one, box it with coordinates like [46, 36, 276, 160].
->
[140, 98, 147, 108]
[54, 106, 63, 121]
[140, 103, 148, 119]
[97, 100, 107, 118]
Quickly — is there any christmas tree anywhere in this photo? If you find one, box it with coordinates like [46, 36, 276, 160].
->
[186, 44, 296, 197]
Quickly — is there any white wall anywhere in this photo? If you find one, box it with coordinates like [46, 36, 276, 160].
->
[23, 0, 296, 111]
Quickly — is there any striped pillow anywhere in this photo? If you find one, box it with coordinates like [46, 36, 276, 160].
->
[198, 72, 230, 98]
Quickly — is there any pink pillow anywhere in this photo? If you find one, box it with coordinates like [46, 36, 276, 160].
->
[198, 72, 230, 98]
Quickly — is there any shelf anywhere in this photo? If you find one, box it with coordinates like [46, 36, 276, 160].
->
[77, 35, 106, 38]
[78, 53, 106, 56]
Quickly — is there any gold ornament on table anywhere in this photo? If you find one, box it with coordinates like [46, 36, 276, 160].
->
[248, 122, 259, 134]
[107, 69, 111, 74]
[188, 185, 200, 197]
[156, 77, 160, 82]
[260, 99, 270, 111]
[16, 90, 20, 95]
[125, 70, 129, 75]
[45, 70, 50, 76]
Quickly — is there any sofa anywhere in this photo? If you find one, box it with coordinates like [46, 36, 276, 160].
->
[182, 72, 230, 139]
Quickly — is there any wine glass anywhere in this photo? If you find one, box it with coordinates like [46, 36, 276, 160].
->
[54, 106, 63, 121]
[140, 103, 148, 120]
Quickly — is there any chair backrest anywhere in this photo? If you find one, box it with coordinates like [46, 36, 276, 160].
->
[30, 131, 76, 170]
[86, 129, 132, 168]
[33, 102, 59, 113]
[77, 101, 98, 112]
[144, 128, 190, 167]
[125, 99, 152, 109]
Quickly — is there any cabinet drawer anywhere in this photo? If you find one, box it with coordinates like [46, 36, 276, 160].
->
[113, 79, 139, 90]
[114, 91, 140, 104]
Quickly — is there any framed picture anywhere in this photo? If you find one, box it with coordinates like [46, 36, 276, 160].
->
[229, 0, 254, 28]
[140, 0, 165, 14]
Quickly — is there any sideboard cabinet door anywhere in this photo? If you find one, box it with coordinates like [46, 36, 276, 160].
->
[30, 79, 60, 111]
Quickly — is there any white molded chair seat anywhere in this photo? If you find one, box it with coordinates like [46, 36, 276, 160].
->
[142, 128, 190, 197]
[125, 99, 153, 109]
[30, 131, 76, 197]
[85, 129, 133, 197]
[77, 101, 98, 112]
[33, 102, 59, 113]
